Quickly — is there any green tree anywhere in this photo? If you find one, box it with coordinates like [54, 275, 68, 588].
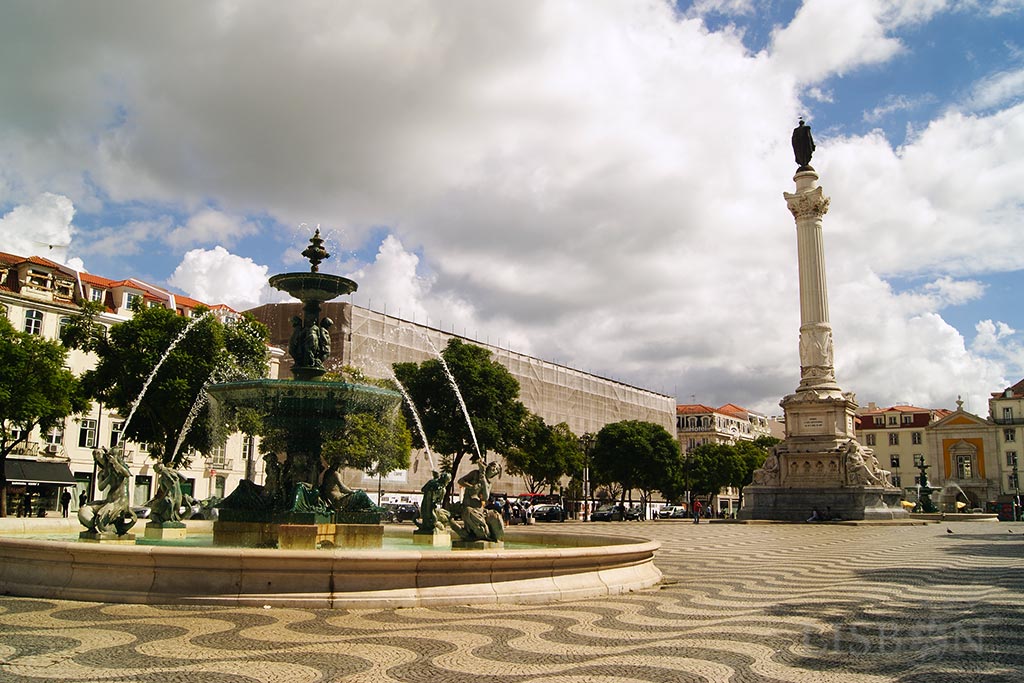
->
[71, 306, 269, 467]
[0, 316, 89, 516]
[393, 338, 526, 498]
[504, 414, 583, 494]
[591, 420, 680, 514]
[686, 443, 743, 500]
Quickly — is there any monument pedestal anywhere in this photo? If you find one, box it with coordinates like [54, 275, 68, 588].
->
[740, 390, 906, 521]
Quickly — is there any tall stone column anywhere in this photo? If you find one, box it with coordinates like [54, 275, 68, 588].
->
[738, 122, 906, 521]
[784, 169, 841, 397]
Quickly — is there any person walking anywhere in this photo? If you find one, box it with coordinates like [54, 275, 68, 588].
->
[60, 489, 72, 517]
[692, 499, 702, 524]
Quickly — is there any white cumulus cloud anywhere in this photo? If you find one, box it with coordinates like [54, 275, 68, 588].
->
[168, 246, 277, 310]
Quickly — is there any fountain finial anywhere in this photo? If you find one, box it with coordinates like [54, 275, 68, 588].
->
[301, 229, 330, 273]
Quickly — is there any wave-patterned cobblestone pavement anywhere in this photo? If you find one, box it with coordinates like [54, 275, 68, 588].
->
[1, 521, 1022, 682]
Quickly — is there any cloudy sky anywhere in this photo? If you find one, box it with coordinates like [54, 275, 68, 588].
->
[1, 0, 1022, 417]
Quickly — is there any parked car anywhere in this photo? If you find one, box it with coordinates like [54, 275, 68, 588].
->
[623, 505, 643, 521]
[383, 503, 420, 523]
[531, 503, 566, 522]
[670, 506, 689, 519]
[591, 503, 624, 522]
[657, 505, 679, 519]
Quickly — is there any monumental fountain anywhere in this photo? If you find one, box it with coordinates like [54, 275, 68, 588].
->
[0, 230, 661, 607]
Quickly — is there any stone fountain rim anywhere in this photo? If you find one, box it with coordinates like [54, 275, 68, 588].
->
[0, 520, 662, 608]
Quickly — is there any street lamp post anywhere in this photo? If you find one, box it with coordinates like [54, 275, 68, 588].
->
[1012, 454, 1020, 522]
[579, 433, 595, 522]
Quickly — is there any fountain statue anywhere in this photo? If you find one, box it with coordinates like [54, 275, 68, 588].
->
[207, 230, 402, 547]
[78, 447, 137, 540]
[447, 456, 505, 548]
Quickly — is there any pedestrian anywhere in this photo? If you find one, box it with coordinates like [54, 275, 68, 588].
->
[79, 489, 88, 508]
[693, 499, 702, 524]
[60, 489, 72, 518]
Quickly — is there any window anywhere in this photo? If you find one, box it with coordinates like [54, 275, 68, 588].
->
[888, 432, 899, 446]
[45, 426, 64, 445]
[1005, 407, 1015, 421]
[243, 434, 256, 461]
[890, 455, 900, 468]
[54, 280, 74, 299]
[912, 432, 922, 445]
[78, 418, 97, 448]
[1005, 429, 1016, 443]
[1008, 452, 1018, 467]
[956, 454, 973, 480]
[892, 475, 901, 488]
[888, 415, 898, 425]
[214, 475, 226, 499]
[110, 421, 125, 448]
[873, 416, 884, 426]
[866, 433, 876, 446]
[125, 293, 142, 310]
[24, 309, 43, 335]
[1010, 473, 1020, 491]
[90, 288, 105, 303]
[902, 414, 914, 425]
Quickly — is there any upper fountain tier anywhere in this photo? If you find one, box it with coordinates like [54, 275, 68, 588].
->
[268, 229, 358, 303]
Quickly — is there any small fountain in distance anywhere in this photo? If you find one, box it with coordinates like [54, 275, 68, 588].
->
[206, 229, 403, 550]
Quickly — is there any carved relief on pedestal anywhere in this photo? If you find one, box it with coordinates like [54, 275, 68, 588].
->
[842, 439, 893, 488]
[784, 186, 830, 220]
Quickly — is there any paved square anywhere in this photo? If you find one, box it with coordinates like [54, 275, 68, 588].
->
[0, 520, 1021, 682]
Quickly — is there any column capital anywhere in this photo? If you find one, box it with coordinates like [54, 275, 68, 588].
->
[784, 185, 830, 221]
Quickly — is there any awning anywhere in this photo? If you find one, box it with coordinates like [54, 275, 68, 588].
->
[4, 459, 77, 486]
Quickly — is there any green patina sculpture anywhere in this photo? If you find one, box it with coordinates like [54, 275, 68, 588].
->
[148, 462, 190, 526]
[78, 447, 137, 535]
[914, 461, 938, 513]
[447, 457, 504, 543]
[416, 470, 451, 534]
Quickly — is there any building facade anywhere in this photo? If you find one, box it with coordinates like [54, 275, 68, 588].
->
[854, 404, 951, 492]
[0, 251, 267, 518]
[675, 403, 778, 514]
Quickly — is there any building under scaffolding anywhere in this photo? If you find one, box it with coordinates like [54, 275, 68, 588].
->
[248, 302, 675, 499]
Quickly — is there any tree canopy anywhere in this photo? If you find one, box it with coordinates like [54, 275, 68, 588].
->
[0, 316, 89, 516]
[69, 305, 269, 467]
[392, 338, 526, 493]
[590, 420, 679, 511]
[504, 414, 583, 494]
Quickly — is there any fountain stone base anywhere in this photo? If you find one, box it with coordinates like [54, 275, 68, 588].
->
[78, 531, 135, 544]
[214, 520, 385, 549]
[145, 523, 187, 540]
[453, 539, 503, 550]
[413, 530, 451, 547]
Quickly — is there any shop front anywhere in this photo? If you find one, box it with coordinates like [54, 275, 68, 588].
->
[4, 458, 77, 517]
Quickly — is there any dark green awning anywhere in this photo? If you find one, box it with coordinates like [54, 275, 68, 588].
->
[5, 459, 76, 486]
